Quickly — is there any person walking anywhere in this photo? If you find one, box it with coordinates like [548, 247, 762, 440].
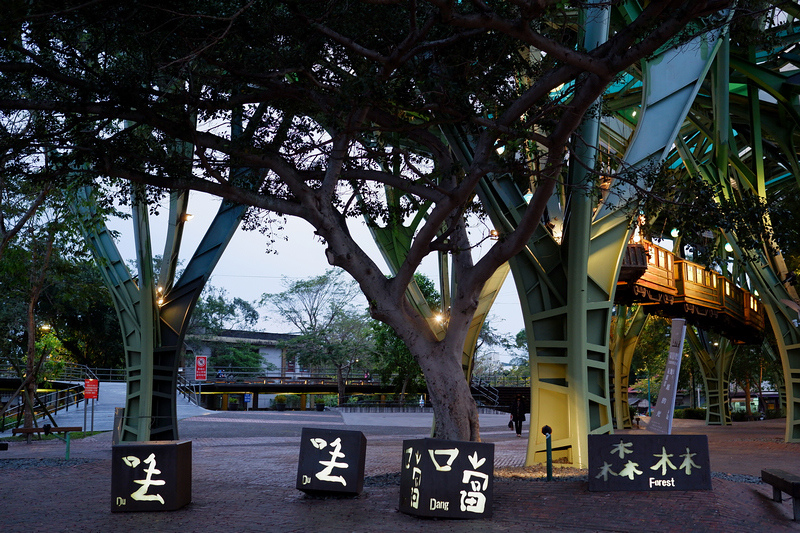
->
[510, 394, 526, 437]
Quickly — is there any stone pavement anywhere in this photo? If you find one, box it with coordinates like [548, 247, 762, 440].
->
[2, 410, 800, 532]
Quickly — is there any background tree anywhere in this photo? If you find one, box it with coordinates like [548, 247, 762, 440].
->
[506, 329, 531, 381]
[629, 316, 672, 405]
[0, 193, 88, 429]
[37, 259, 124, 368]
[186, 285, 262, 372]
[264, 269, 369, 404]
[0, 0, 737, 440]
[471, 317, 514, 375]
[283, 312, 373, 405]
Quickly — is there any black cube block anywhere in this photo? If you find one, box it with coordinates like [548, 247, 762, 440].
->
[399, 438, 494, 519]
[296, 428, 367, 495]
[111, 440, 192, 512]
[588, 434, 711, 491]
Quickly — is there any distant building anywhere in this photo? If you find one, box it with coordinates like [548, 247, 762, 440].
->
[185, 329, 300, 377]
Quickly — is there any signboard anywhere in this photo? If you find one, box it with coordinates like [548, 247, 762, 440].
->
[84, 379, 99, 399]
[111, 440, 192, 512]
[195, 356, 207, 381]
[296, 428, 367, 495]
[399, 438, 494, 519]
[648, 318, 687, 434]
[244, 393, 252, 403]
[588, 434, 711, 491]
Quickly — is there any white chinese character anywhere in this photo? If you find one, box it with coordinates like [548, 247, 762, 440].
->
[313, 437, 349, 486]
[123, 453, 165, 504]
[650, 446, 677, 476]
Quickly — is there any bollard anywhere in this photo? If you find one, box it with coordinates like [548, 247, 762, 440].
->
[542, 425, 552, 481]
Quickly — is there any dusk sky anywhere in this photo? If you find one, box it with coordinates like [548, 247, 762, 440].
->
[108, 190, 524, 363]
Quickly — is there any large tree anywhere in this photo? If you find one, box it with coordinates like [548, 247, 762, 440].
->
[0, 0, 736, 440]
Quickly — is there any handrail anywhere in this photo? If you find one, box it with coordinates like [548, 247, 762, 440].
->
[1, 383, 86, 432]
[176, 374, 200, 405]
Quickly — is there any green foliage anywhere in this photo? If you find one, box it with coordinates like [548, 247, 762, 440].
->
[370, 274, 439, 397]
[267, 269, 371, 374]
[283, 312, 373, 372]
[274, 394, 287, 404]
[191, 286, 259, 335]
[674, 407, 706, 420]
[471, 317, 514, 375]
[505, 329, 531, 379]
[207, 343, 266, 371]
[629, 316, 672, 397]
[186, 285, 263, 370]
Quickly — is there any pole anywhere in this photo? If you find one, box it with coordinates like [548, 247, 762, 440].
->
[542, 425, 553, 481]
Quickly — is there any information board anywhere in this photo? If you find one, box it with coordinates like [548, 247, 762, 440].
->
[84, 379, 99, 399]
[195, 356, 207, 381]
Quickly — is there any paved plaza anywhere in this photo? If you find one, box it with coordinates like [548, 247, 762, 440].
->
[2, 387, 800, 532]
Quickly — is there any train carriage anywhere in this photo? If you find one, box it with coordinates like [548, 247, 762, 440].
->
[616, 241, 765, 344]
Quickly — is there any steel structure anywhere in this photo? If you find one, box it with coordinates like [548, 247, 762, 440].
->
[72, 188, 245, 441]
[452, 3, 800, 466]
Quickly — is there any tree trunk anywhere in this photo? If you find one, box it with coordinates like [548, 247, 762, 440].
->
[399, 376, 409, 404]
[744, 379, 753, 421]
[414, 342, 480, 441]
[336, 367, 346, 406]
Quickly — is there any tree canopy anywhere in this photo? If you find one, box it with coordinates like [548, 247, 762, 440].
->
[0, 0, 739, 440]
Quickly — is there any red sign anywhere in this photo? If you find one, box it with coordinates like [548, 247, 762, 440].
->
[195, 356, 207, 381]
[84, 379, 99, 399]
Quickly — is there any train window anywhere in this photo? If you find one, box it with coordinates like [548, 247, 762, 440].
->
[658, 250, 665, 267]
[687, 265, 694, 282]
[725, 280, 731, 296]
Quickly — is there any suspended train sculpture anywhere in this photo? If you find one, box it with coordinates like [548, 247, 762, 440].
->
[616, 240, 765, 344]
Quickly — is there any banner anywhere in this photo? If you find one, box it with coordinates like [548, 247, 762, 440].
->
[648, 318, 687, 434]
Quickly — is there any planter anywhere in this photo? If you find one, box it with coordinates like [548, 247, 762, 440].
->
[276, 403, 286, 411]
[315, 403, 325, 412]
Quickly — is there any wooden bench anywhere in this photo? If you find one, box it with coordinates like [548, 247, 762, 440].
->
[761, 469, 800, 520]
[12, 425, 83, 459]
[12, 425, 82, 437]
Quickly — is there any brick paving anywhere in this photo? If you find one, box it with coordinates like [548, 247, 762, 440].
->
[2, 412, 800, 532]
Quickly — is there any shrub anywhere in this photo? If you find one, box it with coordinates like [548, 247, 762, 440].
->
[674, 408, 706, 420]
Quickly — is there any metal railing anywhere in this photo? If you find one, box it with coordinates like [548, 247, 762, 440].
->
[183, 366, 384, 386]
[1, 383, 86, 432]
[471, 377, 500, 406]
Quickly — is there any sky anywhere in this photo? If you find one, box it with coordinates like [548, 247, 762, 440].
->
[107, 191, 525, 364]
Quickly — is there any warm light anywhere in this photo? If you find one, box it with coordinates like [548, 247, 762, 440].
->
[490, 229, 499, 240]
[182, 213, 194, 222]
[41, 324, 51, 331]
[670, 228, 680, 238]
[632, 110, 637, 117]
[157, 297, 165, 306]
[724, 243, 733, 253]
[434, 313, 444, 324]
[495, 145, 505, 156]
[157, 286, 163, 293]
